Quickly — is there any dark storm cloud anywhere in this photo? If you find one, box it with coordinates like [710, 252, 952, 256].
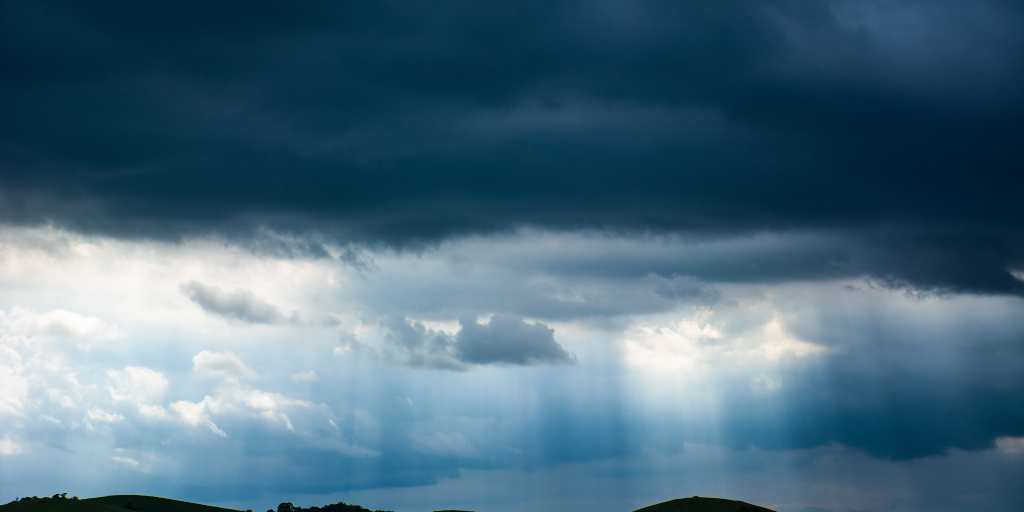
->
[378, 314, 575, 369]
[1, 0, 1022, 293]
[180, 280, 292, 324]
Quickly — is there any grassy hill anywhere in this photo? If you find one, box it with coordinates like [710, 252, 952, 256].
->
[1, 496, 239, 512]
[634, 496, 776, 512]
[2, 496, 120, 512]
[2, 494, 775, 512]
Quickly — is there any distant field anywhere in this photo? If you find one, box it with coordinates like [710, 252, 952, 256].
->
[2, 494, 775, 512]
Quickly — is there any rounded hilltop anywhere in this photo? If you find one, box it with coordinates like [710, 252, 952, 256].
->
[633, 496, 776, 512]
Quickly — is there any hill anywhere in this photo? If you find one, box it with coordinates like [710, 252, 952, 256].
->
[2, 496, 119, 512]
[634, 496, 775, 512]
[1, 496, 239, 512]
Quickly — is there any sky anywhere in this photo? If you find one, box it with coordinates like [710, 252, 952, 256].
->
[0, 1, 1022, 512]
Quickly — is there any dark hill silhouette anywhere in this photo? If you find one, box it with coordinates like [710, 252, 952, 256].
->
[635, 496, 776, 512]
[2, 495, 120, 512]
[1, 496, 391, 512]
[2, 494, 775, 512]
[89, 496, 240, 512]
[2, 495, 240, 512]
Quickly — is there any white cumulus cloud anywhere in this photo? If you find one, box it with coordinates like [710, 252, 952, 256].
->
[109, 367, 169, 407]
[623, 308, 828, 372]
[0, 344, 28, 416]
[108, 366, 171, 420]
[0, 307, 124, 339]
[170, 396, 227, 437]
[0, 436, 28, 455]
[193, 350, 257, 381]
[86, 408, 124, 423]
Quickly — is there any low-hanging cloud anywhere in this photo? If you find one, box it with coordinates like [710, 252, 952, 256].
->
[377, 314, 576, 369]
[379, 316, 465, 371]
[180, 280, 293, 324]
[455, 314, 576, 366]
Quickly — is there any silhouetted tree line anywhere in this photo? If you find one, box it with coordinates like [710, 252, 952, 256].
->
[271, 501, 392, 512]
[6, 495, 80, 505]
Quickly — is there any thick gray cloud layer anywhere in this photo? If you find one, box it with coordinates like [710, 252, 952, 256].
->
[1, 0, 1022, 295]
[180, 280, 289, 324]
